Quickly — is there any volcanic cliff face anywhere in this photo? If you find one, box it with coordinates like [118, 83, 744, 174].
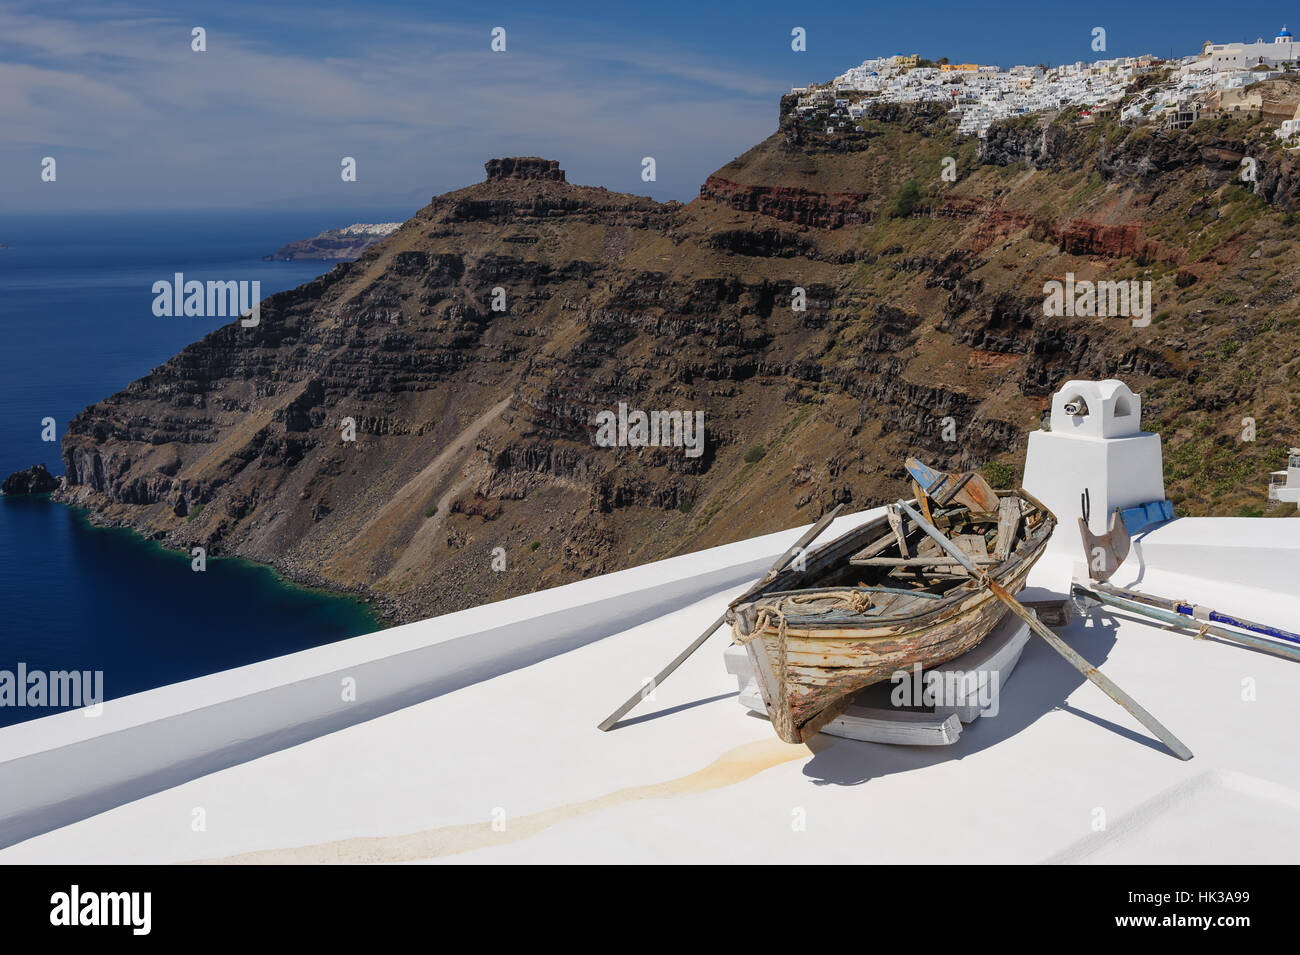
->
[58, 97, 1300, 622]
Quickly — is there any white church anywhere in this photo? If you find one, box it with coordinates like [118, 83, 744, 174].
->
[1203, 25, 1300, 70]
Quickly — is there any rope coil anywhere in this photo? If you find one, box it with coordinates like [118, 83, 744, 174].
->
[731, 589, 875, 646]
[731, 590, 876, 722]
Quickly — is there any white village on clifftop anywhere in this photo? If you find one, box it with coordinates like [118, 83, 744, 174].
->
[793, 25, 1300, 140]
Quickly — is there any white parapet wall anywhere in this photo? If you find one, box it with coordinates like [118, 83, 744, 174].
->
[0, 506, 882, 849]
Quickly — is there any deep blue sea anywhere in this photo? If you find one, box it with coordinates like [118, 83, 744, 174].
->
[0, 209, 415, 726]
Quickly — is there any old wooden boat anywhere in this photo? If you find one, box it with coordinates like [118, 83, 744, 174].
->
[727, 481, 1056, 743]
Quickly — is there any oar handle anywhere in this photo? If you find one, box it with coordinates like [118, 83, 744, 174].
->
[989, 579, 1194, 761]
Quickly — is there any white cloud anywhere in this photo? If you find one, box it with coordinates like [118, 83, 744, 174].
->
[0, 2, 778, 209]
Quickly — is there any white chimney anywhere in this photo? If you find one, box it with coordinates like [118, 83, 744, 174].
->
[1022, 379, 1167, 563]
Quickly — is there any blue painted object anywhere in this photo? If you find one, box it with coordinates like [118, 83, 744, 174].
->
[1117, 499, 1174, 534]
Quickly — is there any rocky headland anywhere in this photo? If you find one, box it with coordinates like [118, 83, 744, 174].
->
[265, 223, 403, 261]
[49, 95, 1300, 624]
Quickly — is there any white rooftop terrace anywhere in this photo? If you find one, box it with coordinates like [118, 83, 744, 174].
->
[1, 381, 1297, 864]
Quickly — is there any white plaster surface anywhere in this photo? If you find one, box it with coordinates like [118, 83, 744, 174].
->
[2, 515, 1297, 865]
[5, 371, 1296, 864]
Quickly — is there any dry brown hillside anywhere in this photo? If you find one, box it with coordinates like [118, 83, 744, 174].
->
[55, 97, 1300, 623]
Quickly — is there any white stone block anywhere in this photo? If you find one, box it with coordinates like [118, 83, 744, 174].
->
[1023, 378, 1167, 559]
[1023, 430, 1166, 540]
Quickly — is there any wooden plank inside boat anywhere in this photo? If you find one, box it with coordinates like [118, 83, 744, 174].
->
[887, 505, 911, 558]
[994, 496, 1021, 561]
[851, 555, 999, 567]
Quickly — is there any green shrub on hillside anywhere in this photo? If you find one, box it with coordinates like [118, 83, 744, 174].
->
[887, 179, 924, 219]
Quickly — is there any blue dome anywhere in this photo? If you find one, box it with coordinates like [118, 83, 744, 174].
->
[1279, 25, 1293, 38]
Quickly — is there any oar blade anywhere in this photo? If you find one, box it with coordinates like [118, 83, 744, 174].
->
[897, 498, 1193, 762]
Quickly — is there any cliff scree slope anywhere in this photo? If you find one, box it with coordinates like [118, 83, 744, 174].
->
[55, 110, 1300, 622]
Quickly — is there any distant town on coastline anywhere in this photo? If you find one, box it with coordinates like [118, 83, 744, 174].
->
[796, 25, 1300, 139]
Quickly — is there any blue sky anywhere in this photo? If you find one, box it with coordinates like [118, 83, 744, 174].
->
[4, 0, 1299, 211]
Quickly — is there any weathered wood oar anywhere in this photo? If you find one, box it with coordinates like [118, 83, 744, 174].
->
[1075, 583, 1300, 664]
[896, 499, 1194, 761]
[597, 503, 845, 732]
[1092, 582, 1300, 647]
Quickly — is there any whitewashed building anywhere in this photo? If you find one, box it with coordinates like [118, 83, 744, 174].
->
[1204, 27, 1300, 71]
[1269, 448, 1300, 508]
[814, 28, 1300, 138]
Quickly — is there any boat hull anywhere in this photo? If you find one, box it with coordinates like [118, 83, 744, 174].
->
[734, 492, 1054, 743]
[746, 555, 1036, 742]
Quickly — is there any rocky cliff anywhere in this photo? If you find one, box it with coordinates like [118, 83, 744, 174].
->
[56, 96, 1300, 623]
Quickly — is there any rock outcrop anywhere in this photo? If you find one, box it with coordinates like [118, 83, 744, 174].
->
[2, 464, 60, 495]
[484, 157, 566, 182]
